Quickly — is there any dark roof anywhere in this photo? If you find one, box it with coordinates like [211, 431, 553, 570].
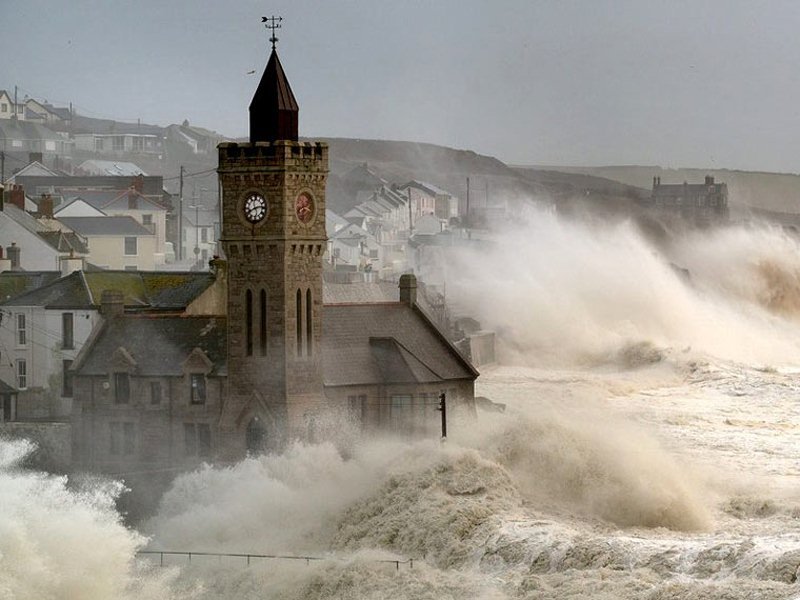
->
[653, 183, 727, 197]
[321, 303, 477, 387]
[0, 377, 16, 395]
[1, 270, 215, 309]
[0, 271, 61, 303]
[58, 216, 153, 236]
[249, 48, 299, 143]
[74, 316, 227, 377]
[38, 231, 90, 254]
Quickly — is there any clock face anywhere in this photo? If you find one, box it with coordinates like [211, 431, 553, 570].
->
[243, 193, 267, 224]
[295, 193, 315, 224]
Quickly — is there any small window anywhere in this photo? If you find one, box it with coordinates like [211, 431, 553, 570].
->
[16, 359, 27, 389]
[62, 359, 74, 397]
[0, 104, 6, 113]
[124, 236, 137, 255]
[142, 214, 153, 226]
[114, 372, 130, 404]
[150, 381, 162, 405]
[201, 227, 208, 243]
[16, 314, 26, 346]
[62, 312, 74, 349]
[190, 374, 206, 405]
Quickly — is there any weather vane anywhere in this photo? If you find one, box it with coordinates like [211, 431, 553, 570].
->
[261, 15, 282, 50]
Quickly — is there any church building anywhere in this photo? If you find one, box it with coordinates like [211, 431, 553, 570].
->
[70, 37, 478, 475]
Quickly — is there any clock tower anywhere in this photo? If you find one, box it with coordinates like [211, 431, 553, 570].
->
[217, 29, 328, 456]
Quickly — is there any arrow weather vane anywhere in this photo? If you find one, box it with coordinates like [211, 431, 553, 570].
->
[262, 15, 282, 50]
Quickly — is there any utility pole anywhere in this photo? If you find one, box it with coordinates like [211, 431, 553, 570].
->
[407, 188, 413, 237]
[436, 391, 447, 439]
[1, 151, 4, 185]
[178, 165, 185, 260]
[466, 177, 471, 240]
[12, 86, 17, 120]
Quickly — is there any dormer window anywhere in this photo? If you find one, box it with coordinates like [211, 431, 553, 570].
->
[190, 374, 206, 405]
[114, 372, 130, 404]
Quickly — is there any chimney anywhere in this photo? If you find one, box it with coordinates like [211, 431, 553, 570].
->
[60, 250, 84, 276]
[705, 175, 715, 185]
[132, 173, 144, 192]
[0, 247, 11, 273]
[399, 273, 417, 306]
[99, 290, 125, 319]
[6, 243, 21, 270]
[39, 193, 54, 218]
[28, 152, 43, 164]
[9, 185, 25, 210]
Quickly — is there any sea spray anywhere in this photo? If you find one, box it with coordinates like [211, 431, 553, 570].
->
[0, 439, 167, 600]
[444, 207, 800, 366]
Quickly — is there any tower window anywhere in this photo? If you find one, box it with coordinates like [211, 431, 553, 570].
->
[306, 288, 313, 357]
[260, 289, 267, 356]
[296, 288, 303, 357]
[245, 289, 253, 356]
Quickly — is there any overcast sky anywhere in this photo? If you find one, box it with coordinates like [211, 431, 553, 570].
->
[3, 0, 800, 172]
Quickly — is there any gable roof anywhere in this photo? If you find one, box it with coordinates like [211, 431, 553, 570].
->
[0, 270, 215, 310]
[399, 180, 453, 197]
[57, 216, 153, 236]
[321, 303, 477, 387]
[6, 160, 59, 182]
[74, 316, 227, 377]
[76, 160, 146, 177]
[37, 230, 90, 254]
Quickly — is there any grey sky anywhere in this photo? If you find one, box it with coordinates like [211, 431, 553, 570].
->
[3, 0, 800, 172]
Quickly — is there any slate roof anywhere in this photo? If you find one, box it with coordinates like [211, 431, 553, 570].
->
[323, 282, 398, 304]
[59, 189, 164, 212]
[58, 216, 153, 236]
[321, 303, 477, 386]
[38, 230, 90, 254]
[0, 377, 16, 395]
[1, 270, 215, 309]
[400, 180, 453, 197]
[74, 316, 227, 377]
[76, 160, 146, 177]
[0, 271, 61, 303]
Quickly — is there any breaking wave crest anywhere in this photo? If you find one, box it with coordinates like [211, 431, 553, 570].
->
[445, 207, 800, 366]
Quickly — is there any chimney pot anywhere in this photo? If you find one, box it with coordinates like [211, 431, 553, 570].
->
[399, 273, 418, 306]
[6, 243, 21, 270]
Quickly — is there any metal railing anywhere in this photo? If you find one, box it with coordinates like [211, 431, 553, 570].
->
[137, 550, 415, 570]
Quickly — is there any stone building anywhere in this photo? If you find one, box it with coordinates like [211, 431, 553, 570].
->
[649, 175, 729, 225]
[70, 42, 477, 477]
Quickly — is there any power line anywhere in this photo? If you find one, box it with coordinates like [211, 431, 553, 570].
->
[163, 167, 216, 182]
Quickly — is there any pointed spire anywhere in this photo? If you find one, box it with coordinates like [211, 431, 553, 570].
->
[249, 48, 299, 143]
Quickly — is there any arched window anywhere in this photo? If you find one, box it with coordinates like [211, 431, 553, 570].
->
[245, 289, 253, 356]
[296, 288, 303, 357]
[246, 417, 266, 454]
[259, 289, 267, 356]
[306, 288, 313, 357]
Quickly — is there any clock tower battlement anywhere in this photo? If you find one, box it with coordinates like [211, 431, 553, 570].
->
[217, 38, 328, 456]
